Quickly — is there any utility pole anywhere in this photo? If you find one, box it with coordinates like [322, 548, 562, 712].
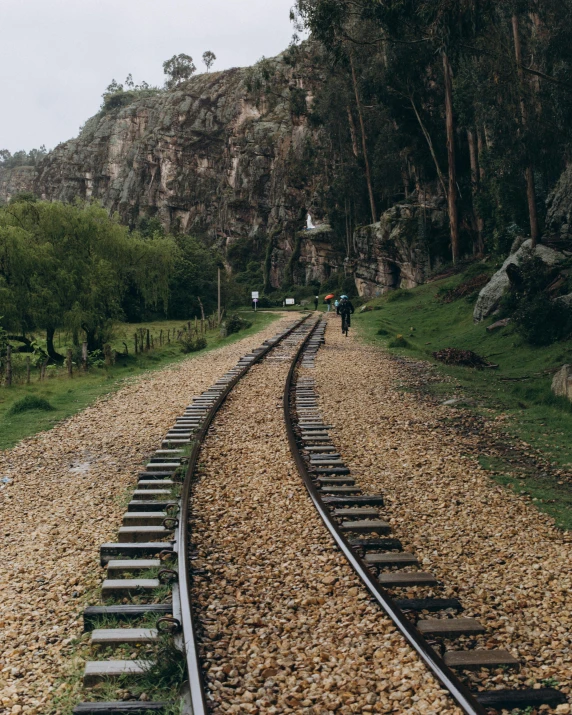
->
[218, 268, 221, 325]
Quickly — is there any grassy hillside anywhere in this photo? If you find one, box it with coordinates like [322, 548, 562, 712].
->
[0, 312, 280, 450]
[353, 265, 572, 528]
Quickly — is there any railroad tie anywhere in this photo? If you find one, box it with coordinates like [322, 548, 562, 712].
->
[106, 559, 161, 575]
[91, 628, 159, 646]
[417, 618, 485, 638]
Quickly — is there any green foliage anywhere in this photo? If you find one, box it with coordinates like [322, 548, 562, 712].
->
[0, 146, 48, 169]
[502, 250, 572, 345]
[289, 87, 308, 116]
[8, 395, 55, 415]
[166, 235, 221, 320]
[163, 54, 196, 89]
[294, 0, 572, 257]
[179, 333, 207, 353]
[226, 314, 252, 335]
[0, 200, 175, 353]
[100, 75, 159, 114]
[513, 296, 572, 346]
[202, 51, 216, 72]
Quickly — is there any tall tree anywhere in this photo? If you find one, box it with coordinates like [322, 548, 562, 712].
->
[202, 51, 216, 72]
[163, 54, 196, 89]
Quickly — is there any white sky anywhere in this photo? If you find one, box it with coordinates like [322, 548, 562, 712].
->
[0, 0, 300, 153]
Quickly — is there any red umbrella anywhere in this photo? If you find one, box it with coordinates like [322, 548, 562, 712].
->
[324, 294, 335, 300]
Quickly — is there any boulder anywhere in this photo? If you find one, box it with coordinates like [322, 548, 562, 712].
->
[473, 239, 565, 322]
[551, 365, 572, 402]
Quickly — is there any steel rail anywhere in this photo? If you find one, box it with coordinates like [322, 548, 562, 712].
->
[177, 313, 314, 715]
[282, 320, 488, 715]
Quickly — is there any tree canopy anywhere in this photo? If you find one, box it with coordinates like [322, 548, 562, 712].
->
[0, 201, 175, 358]
[293, 0, 572, 260]
[163, 54, 196, 88]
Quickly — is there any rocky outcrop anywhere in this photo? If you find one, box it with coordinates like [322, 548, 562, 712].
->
[0, 45, 448, 295]
[351, 199, 448, 298]
[552, 364, 572, 402]
[473, 239, 566, 322]
[0, 46, 328, 289]
[0, 165, 37, 201]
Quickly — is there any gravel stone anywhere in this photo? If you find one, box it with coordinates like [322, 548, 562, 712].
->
[313, 316, 572, 706]
[0, 318, 288, 714]
[191, 326, 461, 715]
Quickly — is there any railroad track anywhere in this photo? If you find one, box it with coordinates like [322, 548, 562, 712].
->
[284, 319, 567, 715]
[73, 314, 316, 715]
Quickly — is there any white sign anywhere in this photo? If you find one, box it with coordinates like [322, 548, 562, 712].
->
[285, 298, 295, 306]
[251, 291, 259, 299]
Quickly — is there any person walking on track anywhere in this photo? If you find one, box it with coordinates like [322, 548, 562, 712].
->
[336, 295, 355, 336]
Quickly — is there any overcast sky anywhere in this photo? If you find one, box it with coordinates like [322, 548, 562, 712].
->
[1, 0, 301, 153]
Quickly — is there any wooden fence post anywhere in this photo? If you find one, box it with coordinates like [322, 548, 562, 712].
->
[146, 329, 150, 351]
[40, 361, 47, 381]
[82, 342, 88, 371]
[5, 345, 12, 387]
[104, 343, 113, 366]
[67, 349, 73, 378]
[26, 355, 31, 385]
[159, 330, 163, 346]
[134, 333, 138, 354]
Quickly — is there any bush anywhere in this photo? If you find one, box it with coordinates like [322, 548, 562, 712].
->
[226, 314, 252, 335]
[388, 334, 409, 348]
[513, 296, 572, 346]
[179, 334, 207, 354]
[8, 395, 55, 415]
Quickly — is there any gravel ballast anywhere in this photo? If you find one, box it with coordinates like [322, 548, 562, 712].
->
[312, 316, 572, 711]
[191, 328, 460, 715]
[0, 318, 290, 715]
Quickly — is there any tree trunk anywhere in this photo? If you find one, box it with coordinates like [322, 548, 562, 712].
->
[5, 345, 12, 387]
[46, 327, 64, 363]
[66, 349, 73, 378]
[467, 129, 484, 256]
[512, 13, 540, 247]
[26, 356, 31, 384]
[477, 127, 486, 181]
[82, 342, 88, 371]
[346, 106, 359, 158]
[442, 51, 460, 264]
[350, 52, 377, 224]
[410, 95, 447, 198]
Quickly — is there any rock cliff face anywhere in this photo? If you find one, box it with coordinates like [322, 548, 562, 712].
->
[0, 48, 328, 287]
[351, 199, 448, 298]
[0, 45, 447, 295]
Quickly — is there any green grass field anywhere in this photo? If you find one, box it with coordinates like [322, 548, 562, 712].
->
[353, 266, 572, 529]
[0, 311, 281, 451]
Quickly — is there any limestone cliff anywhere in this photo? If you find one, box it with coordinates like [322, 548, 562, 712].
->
[0, 44, 447, 295]
[0, 46, 329, 286]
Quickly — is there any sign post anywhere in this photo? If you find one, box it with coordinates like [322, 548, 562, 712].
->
[251, 291, 259, 311]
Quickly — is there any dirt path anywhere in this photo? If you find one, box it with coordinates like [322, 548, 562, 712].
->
[0, 317, 291, 715]
[314, 315, 572, 707]
[190, 326, 459, 715]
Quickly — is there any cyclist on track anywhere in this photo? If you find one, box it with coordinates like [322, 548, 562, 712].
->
[336, 295, 355, 336]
